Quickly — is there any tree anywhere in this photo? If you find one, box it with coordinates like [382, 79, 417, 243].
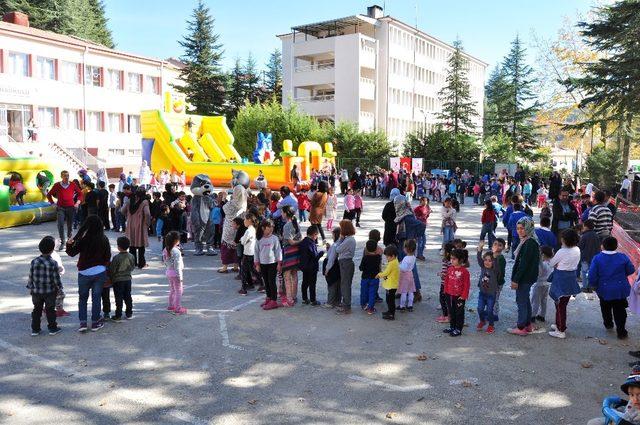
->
[264, 49, 283, 103]
[585, 146, 623, 190]
[436, 39, 478, 136]
[482, 131, 516, 163]
[174, 0, 226, 115]
[86, 0, 113, 48]
[226, 58, 246, 123]
[484, 66, 511, 137]
[243, 52, 262, 104]
[329, 122, 392, 165]
[403, 126, 480, 161]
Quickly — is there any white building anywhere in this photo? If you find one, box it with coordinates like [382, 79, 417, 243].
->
[0, 12, 182, 170]
[278, 5, 487, 149]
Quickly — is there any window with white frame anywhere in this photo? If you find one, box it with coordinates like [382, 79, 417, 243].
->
[144, 75, 159, 94]
[60, 61, 80, 84]
[106, 113, 121, 132]
[85, 65, 101, 86]
[128, 115, 141, 133]
[87, 111, 103, 131]
[36, 57, 55, 80]
[38, 107, 56, 128]
[62, 109, 80, 130]
[106, 69, 121, 90]
[128, 73, 142, 92]
[8, 52, 29, 76]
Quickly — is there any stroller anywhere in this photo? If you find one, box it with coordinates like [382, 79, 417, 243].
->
[601, 396, 634, 425]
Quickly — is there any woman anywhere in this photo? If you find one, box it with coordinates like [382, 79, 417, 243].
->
[309, 180, 328, 243]
[138, 160, 151, 189]
[382, 188, 400, 246]
[281, 206, 302, 306]
[335, 219, 357, 314]
[66, 215, 111, 332]
[123, 187, 151, 268]
[508, 216, 541, 336]
[290, 164, 300, 186]
[393, 195, 424, 301]
[219, 185, 247, 273]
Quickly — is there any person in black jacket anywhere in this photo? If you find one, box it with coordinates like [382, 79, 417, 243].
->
[382, 188, 400, 246]
[298, 226, 325, 305]
[551, 190, 578, 245]
[96, 180, 110, 230]
[359, 239, 382, 313]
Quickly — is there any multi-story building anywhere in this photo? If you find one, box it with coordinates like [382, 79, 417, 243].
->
[278, 5, 487, 150]
[0, 11, 182, 169]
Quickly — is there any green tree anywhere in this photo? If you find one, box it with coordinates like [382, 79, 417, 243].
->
[437, 38, 478, 136]
[403, 126, 480, 161]
[585, 146, 623, 190]
[484, 66, 511, 137]
[243, 52, 262, 104]
[175, 0, 226, 115]
[264, 49, 283, 103]
[226, 58, 246, 123]
[86, 0, 113, 48]
[329, 122, 392, 164]
[482, 131, 516, 162]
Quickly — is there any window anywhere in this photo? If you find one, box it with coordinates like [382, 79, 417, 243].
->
[128, 72, 142, 92]
[106, 69, 122, 90]
[106, 113, 122, 132]
[60, 61, 80, 84]
[85, 65, 101, 86]
[87, 111, 103, 131]
[36, 57, 55, 80]
[38, 107, 56, 128]
[8, 52, 29, 76]
[62, 109, 80, 130]
[128, 115, 141, 133]
[145, 75, 159, 94]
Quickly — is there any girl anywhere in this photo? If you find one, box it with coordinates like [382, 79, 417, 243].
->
[480, 200, 497, 246]
[9, 175, 26, 206]
[353, 190, 363, 227]
[472, 181, 481, 204]
[239, 213, 258, 295]
[443, 248, 470, 337]
[537, 184, 548, 208]
[281, 206, 302, 307]
[436, 242, 455, 323]
[530, 245, 554, 325]
[476, 241, 500, 334]
[163, 231, 186, 315]
[377, 244, 399, 320]
[343, 188, 355, 221]
[325, 186, 338, 230]
[255, 220, 282, 310]
[123, 187, 151, 269]
[441, 198, 457, 248]
[323, 227, 343, 308]
[309, 180, 328, 243]
[335, 219, 357, 314]
[548, 228, 581, 339]
[397, 239, 417, 312]
[413, 197, 431, 261]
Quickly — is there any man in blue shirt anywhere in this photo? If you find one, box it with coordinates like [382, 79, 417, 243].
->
[534, 216, 557, 250]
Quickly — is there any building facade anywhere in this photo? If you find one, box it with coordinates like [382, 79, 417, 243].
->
[0, 12, 181, 167]
[279, 5, 487, 150]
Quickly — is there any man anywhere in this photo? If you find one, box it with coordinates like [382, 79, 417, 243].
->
[589, 190, 614, 237]
[551, 189, 578, 246]
[47, 170, 83, 250]
[621, 175, 631, 199]
[96, 181, 110, 230]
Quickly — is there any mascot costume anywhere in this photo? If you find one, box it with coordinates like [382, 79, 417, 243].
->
[190, 174, 216, 256]
[218, 170, 249, 271]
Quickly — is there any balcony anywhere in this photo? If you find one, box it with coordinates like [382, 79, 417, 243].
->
[359, 111, 375, 131]
[293, 62, 335, 87]
[295, 94, 335, 117]
[359, 77, 375, 100]
[361, 45, 376, 69]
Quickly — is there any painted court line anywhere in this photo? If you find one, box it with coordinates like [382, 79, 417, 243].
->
[348, 375, 431, 392]
[217, 313, 244, 351]
[0, 337, 209, 425]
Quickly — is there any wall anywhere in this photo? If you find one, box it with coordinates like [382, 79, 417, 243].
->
[334, 33, 360, 124]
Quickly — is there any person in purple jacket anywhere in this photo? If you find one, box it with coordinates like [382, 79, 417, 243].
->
[589, 236, 635, 339]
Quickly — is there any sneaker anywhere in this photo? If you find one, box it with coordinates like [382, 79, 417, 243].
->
[280, 299, 294, 308]
[524, 324, 534, 333]
[397, 306, 406, 312]
[303, 300, 311, 305]
[31, 330, 41, 336]
[618, 331, 629, 340]
[406, 306, 413, 312]
[125, 314, 133, 320]
[174, 307, 188, 315]
[335, 307, 352, 315]
[102, 314, 111, 322]
[167, 306, 175, 311]
[366, 307, 376, 315]
[476, 321, 486, 331]
[78, 322, 88, 332]
[310, 301, 320, 306]
[486, 325, 495, 334]
[382, 313, 395, 320]
[56, 309, 71, 317]
[375, 296, 383, 303]
[321, 303, 335, 309]
[48, 327, 62, 335]
[436, 315, 449, 323]
[450, 329, 462, 337]
[257, 286, 266, 293]
[238, 289, 248, 296]
[548, 330, 566, 339]
[507, 327, 528, 336]
[550, 324, 558, 332]
[58, 243, 65, 251]
[263, 300, 279, 311]
[91, 321, 104, 332]
[442, 328, 453, 334]
[111, 315, 123, 322]
[260, 298, 270, 307]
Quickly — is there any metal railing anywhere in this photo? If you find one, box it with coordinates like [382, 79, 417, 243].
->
[295, 94, 335, 102]
[294, 62, 335, 73]
[359, 77, 375, 85]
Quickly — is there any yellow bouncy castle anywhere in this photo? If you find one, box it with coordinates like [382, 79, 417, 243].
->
[141, 95, 337, 189]
[0, 157, 58, 229]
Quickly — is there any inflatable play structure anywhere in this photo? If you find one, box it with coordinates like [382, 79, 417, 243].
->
[141, 95, 337, 189]
[0, 157, 58, 229]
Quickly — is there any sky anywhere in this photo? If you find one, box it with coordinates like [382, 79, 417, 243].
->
[104, 0, 600, 72]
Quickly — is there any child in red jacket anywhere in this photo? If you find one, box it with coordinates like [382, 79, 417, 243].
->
[296, 189, 310, 222]
[443, 248, 470, 337]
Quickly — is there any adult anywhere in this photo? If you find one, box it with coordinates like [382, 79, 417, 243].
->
[65, 215, 111, 332]
[548, 171, 562, 201]
[139, 160, 151, 189]
[621, 175, 631, 199]
[96, 181, 110, 230]
[382, 188, 400, 246]
[589, 190, 614, 238]
[508, 216, 540, 336]
[96, 166, 108, 185]
[551, 190, 578, 245]
[309, 180, 328, 243]
[123, 187, 151, 268]
[47, 170, 83, 250]
[339, 169, 349, 195]
[219, 185, 247, 273]
[27, 118, 37, 142]
[290, 164, 300, 186]
[350, 167, 363, 191]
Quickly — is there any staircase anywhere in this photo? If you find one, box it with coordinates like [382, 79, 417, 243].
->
[0, 136, 88, 175]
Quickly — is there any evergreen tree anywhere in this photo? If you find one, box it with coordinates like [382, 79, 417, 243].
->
[227, 57, 246, 123]
[86, 0, 113, 48]
[436, 39, 478, 136]
[483, 66, 511, 137]
[243, 52, 261, 104]
[264, 49, 283, 103]
[175, 0, 226, 115]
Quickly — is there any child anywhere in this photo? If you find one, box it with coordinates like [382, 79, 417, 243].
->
[548, 228, 582, 339]
[296, 189, 310, 222]
[9, 175, 26, 206]
[578, 219, 602, 293]
[441, 198, 457, 248]
[325, 186, 338, 230]
[157, 205, 170, 242]
[163, 231, 186, 315]
[537, 184, 548, 208]
[298, 226, 325, 305]
[530, 245, 553, 325]
[476, 241, 499, 333]
[255, 220, 282, 310]
[108, 236, 136, 321]
[108, 184, 117, 231]
[436, 242, 455, 323]
[492, 238, 507, 321]
[48, 247, 69, 317]
[377, 244, 400, 321]
[211, 194, 224, 251]
[359, 239, 382, 314]
[480, 200, 497, 246]
[233, 217, 246, 281]
[239, 213, 257, 295]
[322, 227, 342, 308]
[28, 236, 63, 336]
[540, 200, 552, 221]
[397, 239, 417, 312]
[443, 248, 470, 337]
[353, 190, 363, 227]
[343, 188, 355, 221]
[413, 197, 430, 261]
[589, 236, 635, 339]
[335, 220, 357, 314]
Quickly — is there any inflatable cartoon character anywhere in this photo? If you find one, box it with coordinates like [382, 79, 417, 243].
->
[190, 174, 216, 256]
[253, 132, 276, 164]
[231, 169, 250, 189]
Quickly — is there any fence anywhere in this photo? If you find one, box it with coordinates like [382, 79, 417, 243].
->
[337, 158, 496, 175]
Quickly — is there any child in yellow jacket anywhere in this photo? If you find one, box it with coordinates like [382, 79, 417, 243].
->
[377, 245, 399, 320]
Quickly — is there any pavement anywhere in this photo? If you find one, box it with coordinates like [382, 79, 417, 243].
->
[0, 195, 637, 424]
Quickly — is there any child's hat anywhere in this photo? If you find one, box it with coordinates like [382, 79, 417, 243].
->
[621, 365, 640, 395]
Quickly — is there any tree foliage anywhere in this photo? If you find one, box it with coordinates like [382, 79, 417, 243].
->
[329, 122, 392, 164]
[226, 58, 245, 124]
[403, 126, 480, 161]
[585, 146, 623, 190]
[243, 52, 262, 104]
[264, 49, 283, 103]
[175, 0, 226, 116]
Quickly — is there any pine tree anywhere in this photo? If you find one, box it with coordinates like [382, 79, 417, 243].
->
[436, 39, 478, 136]
[264, 48, 283, 103]
[483, 66, 511, 136]
[241, 53, 260, 104]
[227, 57, 246, 123]
[175, 0, 226, 116]
[86, 0, 114, 48]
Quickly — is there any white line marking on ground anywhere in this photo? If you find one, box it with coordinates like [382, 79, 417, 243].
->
[218, 314, 244, 351]
[348, 375, 432, 392]
[449, 377, 479, 386]
[228, 296, 262, 311]
[0, 337, 209, 425]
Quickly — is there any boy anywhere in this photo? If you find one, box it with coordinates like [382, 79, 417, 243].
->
[298, 227, 325, 305]
[27, 236, 62, 336]
[492, 238, 507, 321]
[587, 365, 640, 425]
[296, 189, 310, 222]
[377, 245, 400, 321]
[359, 240, 382, 314]
[535, 216, 557, 250]
[108, 184, 117, 231]
[108, 236, 136, 321]
[476, 241, 499, 334]
[578, 219, 601, 293]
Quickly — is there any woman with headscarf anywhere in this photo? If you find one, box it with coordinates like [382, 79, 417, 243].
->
[309, 180, 328, 243]
[219, 185, 247, 273]
[123, 187, 151, 268]
[508, 216, 540, 336]
[393, 194, 425, 302]
[382, 188, 400, 246]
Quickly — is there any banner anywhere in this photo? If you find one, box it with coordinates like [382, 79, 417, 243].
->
[400, 157, 412, 172]
[390, 157, 400, 172]
[411, 158, 423, 174]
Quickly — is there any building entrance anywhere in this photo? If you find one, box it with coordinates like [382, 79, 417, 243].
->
[0, 104, 32, 143]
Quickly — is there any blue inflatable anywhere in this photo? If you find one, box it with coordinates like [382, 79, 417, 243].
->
[253, 132, 276, 164]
